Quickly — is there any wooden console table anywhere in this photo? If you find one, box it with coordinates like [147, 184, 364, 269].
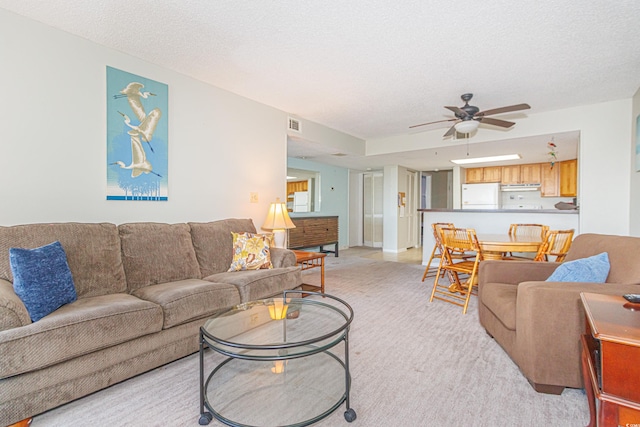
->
[580, 292, 640, 427]
[288, 216, 339, 256]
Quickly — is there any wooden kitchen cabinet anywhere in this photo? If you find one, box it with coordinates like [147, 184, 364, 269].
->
[287, 181, 308, 194]
[520, 163, 541, 184]
[560, 159, 577, 197]
[540, 162, 560, 197]
[465, 168, 485, 183]
[500, 165, 521, 184]
[482, 167, 502, 182]
[501, 164, 541, 184]
[465, 167, 501, 183]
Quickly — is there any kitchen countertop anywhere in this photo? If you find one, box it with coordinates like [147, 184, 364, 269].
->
[418, 208, 579, 214]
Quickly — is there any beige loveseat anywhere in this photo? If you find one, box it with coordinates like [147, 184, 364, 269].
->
[478, 233, 640, 394]
[0, 219, 301, 425]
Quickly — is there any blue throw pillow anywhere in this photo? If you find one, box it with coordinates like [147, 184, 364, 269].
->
[546, 252, 610, 283]
[10, 241, 77, 322]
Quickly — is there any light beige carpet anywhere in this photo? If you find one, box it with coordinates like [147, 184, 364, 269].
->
[33, 248, 589, 426]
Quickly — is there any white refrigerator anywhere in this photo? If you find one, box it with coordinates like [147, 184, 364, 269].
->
[461, 183, 500, 209]
[293, 191, 310, 212]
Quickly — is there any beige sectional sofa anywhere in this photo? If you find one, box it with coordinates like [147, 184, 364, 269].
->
[478, 233, 640, 394]
[0, 219, 301, 425]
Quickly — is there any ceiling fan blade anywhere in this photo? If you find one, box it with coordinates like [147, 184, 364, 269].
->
[477, 103, 530, 117]
[443, 125, 457, 137]
[444, 106, 468, 117]
[479, 117, 515, 128]
[409, 118, 457, 129]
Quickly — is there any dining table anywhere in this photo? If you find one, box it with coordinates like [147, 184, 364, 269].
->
[476, 233, 544, 260]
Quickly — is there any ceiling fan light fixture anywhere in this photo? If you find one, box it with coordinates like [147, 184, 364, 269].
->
[454, 120, 480, 134]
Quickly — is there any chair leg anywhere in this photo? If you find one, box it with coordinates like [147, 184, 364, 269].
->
[421, 245, 438, 282]
[429, 262, 444, 302]
[461, 272, 477, 314]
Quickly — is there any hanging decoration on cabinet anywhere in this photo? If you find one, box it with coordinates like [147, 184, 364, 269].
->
[547, 138, 558, 169]
[106, 66, 168, 201]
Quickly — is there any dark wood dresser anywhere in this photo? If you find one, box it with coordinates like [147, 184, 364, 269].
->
[287, 216, 339, 256]
[580, 292, 640, 427]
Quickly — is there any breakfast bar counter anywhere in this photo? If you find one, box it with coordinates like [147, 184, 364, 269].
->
[418, 208, 579, 266]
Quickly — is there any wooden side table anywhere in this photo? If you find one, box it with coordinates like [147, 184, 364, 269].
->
[580, 292, 640, 427]
[293, 250, 326, 294]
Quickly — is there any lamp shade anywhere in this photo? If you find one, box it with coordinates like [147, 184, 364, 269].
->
[454, 120, 479, 134]
[262, 198, 296, 231]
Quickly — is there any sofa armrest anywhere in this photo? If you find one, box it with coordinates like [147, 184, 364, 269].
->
[479, 260, 560, 286]
[515, 281, 640, 388]
[0, 279, 31, 331]
[270, 248, 297, 268]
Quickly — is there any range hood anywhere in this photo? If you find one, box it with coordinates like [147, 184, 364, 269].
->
[500, 183, 541, 192]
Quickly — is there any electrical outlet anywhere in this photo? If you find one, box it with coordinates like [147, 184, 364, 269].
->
[250, 192, 258, 203]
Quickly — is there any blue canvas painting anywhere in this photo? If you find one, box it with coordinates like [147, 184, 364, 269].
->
[107, 66, 168, 200]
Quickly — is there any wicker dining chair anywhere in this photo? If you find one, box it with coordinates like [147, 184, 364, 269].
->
[504, 223, 549, 259]
[421, 222, 454, 281]
[534, 229, 575, 262]
[429, 227, 483, 314]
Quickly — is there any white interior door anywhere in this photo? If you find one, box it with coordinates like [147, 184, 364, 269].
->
[363, 172, 383, 247]
[404, 170, 418, 248]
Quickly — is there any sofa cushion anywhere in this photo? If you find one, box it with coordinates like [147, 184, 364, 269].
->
[564, 234, 640, 284]
[0, 223, 126, 298]
[189, 219, 257, 277]
[0, 293, 163, 379]
[119, 223, 201, 291]
[0, 279, 31, 330]
[205, 266, 301, 302]
[480, 282, 517, 331]
[228, 232, 273, 271]
[546, 252, 610, 283]
[132, 279, 240, 329]
[10, 241, 77, 322]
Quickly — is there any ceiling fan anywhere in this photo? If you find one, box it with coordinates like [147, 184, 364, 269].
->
[410, 93, 531, 137]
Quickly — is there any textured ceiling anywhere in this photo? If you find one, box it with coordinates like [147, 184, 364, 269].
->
[2, 1, 639, 169]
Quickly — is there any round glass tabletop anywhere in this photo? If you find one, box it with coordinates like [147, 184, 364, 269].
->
[201, 293, 353, 359]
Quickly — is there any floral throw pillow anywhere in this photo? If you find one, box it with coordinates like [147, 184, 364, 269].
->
[228, 232, 274, 271]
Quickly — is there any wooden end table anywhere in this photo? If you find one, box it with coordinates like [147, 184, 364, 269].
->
[293, 250, 326, 294]
[580, 292, 640, 427]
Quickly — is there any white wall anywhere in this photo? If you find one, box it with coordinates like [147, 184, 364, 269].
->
[348, 171, 364, 246]
[0, 9, 356, 228]
[368, 100, 634, 236]
[383, 165, 399, 251]
[630, 87, 640, 237]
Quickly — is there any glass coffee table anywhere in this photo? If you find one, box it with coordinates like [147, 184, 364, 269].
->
[198, 291, 356, 427]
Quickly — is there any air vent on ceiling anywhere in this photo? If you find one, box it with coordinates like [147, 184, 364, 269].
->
[288, 117, 301, 133]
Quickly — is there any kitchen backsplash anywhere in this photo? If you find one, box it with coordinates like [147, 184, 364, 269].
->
[500, 191, 575, 209]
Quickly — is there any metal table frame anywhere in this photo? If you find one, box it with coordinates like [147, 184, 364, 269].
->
[198, 291, 356, 426]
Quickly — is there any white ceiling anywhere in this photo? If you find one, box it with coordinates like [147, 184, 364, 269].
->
[2, 1, 638, 170]
[288, 130, 580, 171]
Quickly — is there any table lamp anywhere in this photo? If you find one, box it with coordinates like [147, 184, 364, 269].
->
[267, 298, 289, 320]
[262, 198, 296, 248]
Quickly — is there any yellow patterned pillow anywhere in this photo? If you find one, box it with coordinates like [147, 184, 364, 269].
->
[228, 232, 274, 271]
